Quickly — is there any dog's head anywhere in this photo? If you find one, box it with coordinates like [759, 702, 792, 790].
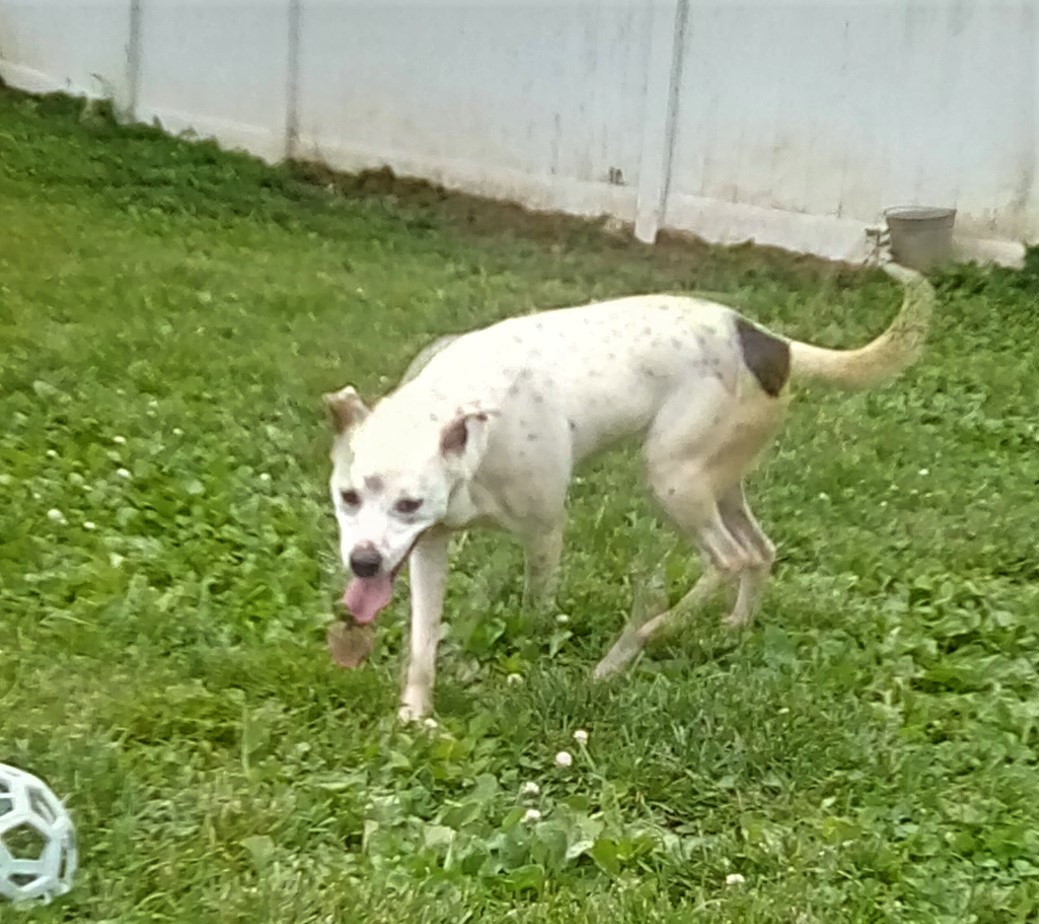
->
[323, 385, 493, 625]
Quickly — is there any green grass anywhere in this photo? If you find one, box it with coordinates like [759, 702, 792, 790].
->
[2, 85, 1038, 923]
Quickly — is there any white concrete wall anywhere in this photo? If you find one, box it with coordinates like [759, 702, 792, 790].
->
[135, 0, 292, 163]
[666, 1, 1037, 263]
[1, 0, 1034, 266]
[294, 2, 653, 218]
[0, 0, 132, 102]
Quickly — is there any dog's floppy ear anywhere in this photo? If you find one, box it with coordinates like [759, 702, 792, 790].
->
[323, 386, 370, 436]
[439, 405, 496, 475]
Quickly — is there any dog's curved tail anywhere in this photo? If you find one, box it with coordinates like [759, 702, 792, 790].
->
[399, 333, 459, 385]
[788, 262, 936, 390]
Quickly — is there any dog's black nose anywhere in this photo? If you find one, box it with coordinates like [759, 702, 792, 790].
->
[349, 546, 383, 578]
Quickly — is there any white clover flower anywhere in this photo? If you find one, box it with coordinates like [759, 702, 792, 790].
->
[45, 449, 58, 459]
[506, 673, 524, 686]
[725, 873, 746, 886]
[918, 468, 930, 476]
[520, 781, 540, 797]
[46, 508, 66, 524]
[422, 717, 439, 730]
[173, 427, 184, 436]
[556, 614, 569, 625]
[554, 750, 573, 768]
[259, 473, 272, 483]
[109, 553, 125, 568]
[573, 729, 589, 746]
[83, 521, 96, 531]
[113, 436, 126, 445]
[522, 808, 542, 824]
[116, 468, 132, 479]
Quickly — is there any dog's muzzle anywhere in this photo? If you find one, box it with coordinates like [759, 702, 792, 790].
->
[348, 545, 383, 578]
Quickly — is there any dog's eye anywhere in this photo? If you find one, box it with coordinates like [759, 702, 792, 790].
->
[395, 498, 423, 515]
[340, 489, 361, 508]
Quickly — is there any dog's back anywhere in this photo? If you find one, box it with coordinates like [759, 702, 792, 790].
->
[397, 295, 745, 463]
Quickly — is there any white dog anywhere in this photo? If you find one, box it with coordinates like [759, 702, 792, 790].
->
[324, 262, 934, 721]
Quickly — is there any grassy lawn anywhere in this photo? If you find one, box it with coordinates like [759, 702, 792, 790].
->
[2, 85, 1038, 923]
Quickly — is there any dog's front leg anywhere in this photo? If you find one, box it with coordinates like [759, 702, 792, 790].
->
[521, 523, 564, 612]
[398, 528, 450, 723]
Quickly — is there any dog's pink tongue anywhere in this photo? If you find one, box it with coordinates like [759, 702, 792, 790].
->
[343, 575, 394, 625]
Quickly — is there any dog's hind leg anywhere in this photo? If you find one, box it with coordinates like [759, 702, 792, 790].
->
[595, 385, 748, 679]
[593, 559, 727, 680]
[708, 396, 786, 629]
[717, 483, 776, 629]
[594, 387, 783, 679]
[593, 478, 751, 680]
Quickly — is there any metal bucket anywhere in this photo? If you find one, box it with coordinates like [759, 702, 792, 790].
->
[883, 206, 956, 272]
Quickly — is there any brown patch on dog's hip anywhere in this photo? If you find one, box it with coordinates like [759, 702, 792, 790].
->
[734, 317, 791, 397]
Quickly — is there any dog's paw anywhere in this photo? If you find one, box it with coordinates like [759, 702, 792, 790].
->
[592, 632, 642, 681]
[397, 701, 429, 724]
[721, 612, 753, 631]
[396, 703, 421, 724]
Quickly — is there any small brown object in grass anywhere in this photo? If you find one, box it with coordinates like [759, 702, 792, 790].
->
[326, 620, 374, 669]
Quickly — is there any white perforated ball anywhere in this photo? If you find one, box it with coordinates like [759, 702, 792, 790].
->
[0, 763, 77, 904]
